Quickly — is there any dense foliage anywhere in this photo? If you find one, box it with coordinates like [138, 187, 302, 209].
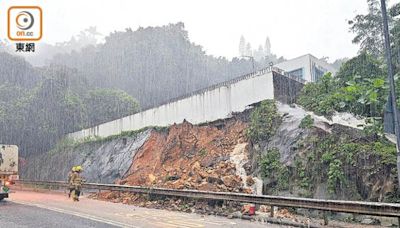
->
[0, 52, 41, 88]
[299, 115, 314, 129]
[247, 100, 282, 143]
[50, 23, 269, 109]
[0, 23, 283, 157]
[0, 53, 139, 156]
[85, 89, 139, 126]
[260, 148, 289, 191]
[291, 0, 400, 201]
[349, 0, 400, 79]
[256, 113, 395, 200]
[298, 53, 389, 118]
[292, 131, 397, 201]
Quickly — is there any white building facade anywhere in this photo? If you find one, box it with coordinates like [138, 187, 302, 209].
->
[275, 54, 337, 82]
[68, 68, 303, 140]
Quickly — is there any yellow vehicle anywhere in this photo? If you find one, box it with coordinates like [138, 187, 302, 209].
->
[0, 145, 19, 201]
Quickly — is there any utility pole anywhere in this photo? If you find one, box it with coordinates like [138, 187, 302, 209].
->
[381, 0, 400, 188]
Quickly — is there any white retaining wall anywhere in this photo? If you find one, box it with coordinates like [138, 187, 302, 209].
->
[68, 69, 276, 140]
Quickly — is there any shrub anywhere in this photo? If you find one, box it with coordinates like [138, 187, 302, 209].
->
[299, 115, 314, 129]
[298, 53, 388, 118]
[327, 159, 345, 194]
[247, 100, 282, 143]
[260, 148, 289, 190]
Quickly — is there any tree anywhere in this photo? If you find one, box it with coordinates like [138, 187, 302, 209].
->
[239, 35, 246, 56]
[298, 53, 388, 118]
[349, 0, 400, 69]
[245, 42, 252, 56]
[349, 0, 384, 57]
[84, 89, 140, 126]
[336, 52, 385, 86]
[51, 23, 253, 109]
[0, 52, 41, 88]
[0, 54, 141, 157]
[56, 26, 102, 52]
[264, 37, 271, 56]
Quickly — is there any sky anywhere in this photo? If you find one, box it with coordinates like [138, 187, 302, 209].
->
[0, 0, 372, 61]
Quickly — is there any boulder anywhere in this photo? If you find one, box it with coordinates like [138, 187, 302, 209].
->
[229, 211, 242, 219]
[361, 218, 381, 225]
[166, 175, 180, 181]
[192, 161, 201, 171]
[148, 174, 156, 183]
[206, 176, 224, 185]
[222, 175, 240, 188]
[246, 176, 255, 186]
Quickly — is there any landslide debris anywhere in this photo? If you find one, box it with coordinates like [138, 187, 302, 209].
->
[121, 118, 258, 193]
[90, 191, 322, 226]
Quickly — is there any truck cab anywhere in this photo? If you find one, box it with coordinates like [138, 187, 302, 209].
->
[0, 145, 19, 201]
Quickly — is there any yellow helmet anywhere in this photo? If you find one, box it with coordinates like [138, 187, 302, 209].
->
[75, 166, 83, 172]
[71, 166, 76, 172]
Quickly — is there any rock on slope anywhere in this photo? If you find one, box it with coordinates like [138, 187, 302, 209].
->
[260, 103, 397, 201]
[121, 119, 261, 193]
[22, 130, 151, 183]
[23, 100, 397, 202]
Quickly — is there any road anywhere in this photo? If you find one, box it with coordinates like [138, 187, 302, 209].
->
[0, 201, 114, 228]
[0, 189, 280, 228]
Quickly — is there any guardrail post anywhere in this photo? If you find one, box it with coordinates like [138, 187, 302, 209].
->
[270, 205, 275, 217]
[323, 211, 329, 226]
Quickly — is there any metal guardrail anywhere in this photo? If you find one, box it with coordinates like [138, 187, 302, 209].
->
[16, 180, 400, 219]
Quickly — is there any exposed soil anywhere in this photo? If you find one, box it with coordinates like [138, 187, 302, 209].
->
[120, 118, 255, 193]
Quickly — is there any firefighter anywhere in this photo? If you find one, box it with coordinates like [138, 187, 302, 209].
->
[71, 166, 84, 202]
[67, 166, 76, 198]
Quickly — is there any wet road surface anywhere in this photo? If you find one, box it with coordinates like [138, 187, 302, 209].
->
[0, 200, 115, 228]
[1, 189, 280, 228]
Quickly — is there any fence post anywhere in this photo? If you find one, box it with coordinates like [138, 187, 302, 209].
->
[270, 205, 275, 217]
[323, 211, 329, 226]
[352, 213, 358, 222]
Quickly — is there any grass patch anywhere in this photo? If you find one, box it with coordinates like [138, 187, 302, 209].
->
[50, 126, 167, 154]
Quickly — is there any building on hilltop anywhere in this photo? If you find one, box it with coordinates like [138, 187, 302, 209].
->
[275, 54, 337, 82]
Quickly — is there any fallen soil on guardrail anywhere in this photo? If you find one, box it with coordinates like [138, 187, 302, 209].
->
[89, 191, 313, 226]
[89, 191, 397, 227]
[12, 182, 398, 227]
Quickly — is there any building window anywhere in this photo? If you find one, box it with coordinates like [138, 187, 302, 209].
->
[313, 66, 325, 82]
[287, 68, 303, 79]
